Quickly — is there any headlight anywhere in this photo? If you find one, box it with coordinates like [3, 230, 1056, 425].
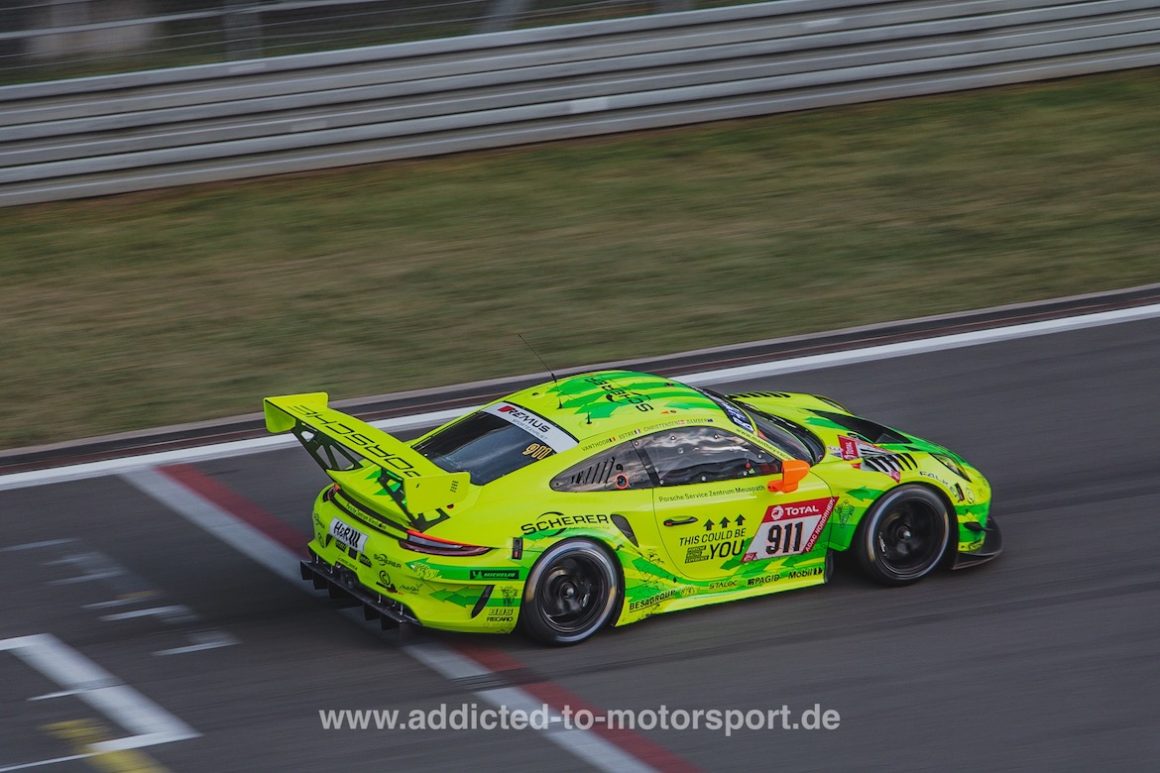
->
[932, 453, 971, 482]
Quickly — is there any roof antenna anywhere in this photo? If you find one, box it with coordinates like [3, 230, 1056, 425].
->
[518, 333, 562, 408]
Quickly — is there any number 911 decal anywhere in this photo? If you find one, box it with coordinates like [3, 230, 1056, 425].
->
[743, 497, 837, 562]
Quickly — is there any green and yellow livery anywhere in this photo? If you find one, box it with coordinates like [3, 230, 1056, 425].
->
[266, 370, 1000, 645]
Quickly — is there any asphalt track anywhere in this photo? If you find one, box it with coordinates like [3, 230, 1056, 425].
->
[3, 317, 1159, 771]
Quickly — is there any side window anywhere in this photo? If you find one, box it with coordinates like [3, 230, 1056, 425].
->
[639, 426, 779, 487]
[550, 441, 652, 492]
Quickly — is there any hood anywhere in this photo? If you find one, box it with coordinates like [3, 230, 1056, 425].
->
[727, 391, 963, 462]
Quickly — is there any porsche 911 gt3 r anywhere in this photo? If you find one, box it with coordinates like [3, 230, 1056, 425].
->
[265, 370, 1001, 645]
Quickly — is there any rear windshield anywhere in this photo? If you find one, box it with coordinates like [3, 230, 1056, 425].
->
[413, 412, 557, 485]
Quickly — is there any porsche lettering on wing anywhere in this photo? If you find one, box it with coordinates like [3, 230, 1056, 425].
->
[291, 404, 422, 477]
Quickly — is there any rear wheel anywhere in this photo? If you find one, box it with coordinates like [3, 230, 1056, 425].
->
[856, 485, 950, 585]
[519, 539, 620, 646]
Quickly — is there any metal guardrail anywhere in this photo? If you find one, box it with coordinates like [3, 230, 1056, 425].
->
[0, 0, 683, 81]
[1, 0, 1158, 207]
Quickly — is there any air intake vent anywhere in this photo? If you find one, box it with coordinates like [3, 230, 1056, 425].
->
[861, 453, 916, 477]
[730, 391, 792, 399]
[567, 457, 617, 487]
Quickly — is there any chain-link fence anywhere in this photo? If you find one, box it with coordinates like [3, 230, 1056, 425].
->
[0, 0, 738, 84]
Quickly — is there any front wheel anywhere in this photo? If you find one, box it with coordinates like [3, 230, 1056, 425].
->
[856, 485, 951, 586]
[519, 539, 621, 645]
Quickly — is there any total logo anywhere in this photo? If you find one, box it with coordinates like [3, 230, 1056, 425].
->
[764, 497, 837, 521]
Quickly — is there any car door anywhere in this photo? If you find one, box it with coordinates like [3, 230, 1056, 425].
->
[642, 426, 834, 581]
[544, 438, 666, 564]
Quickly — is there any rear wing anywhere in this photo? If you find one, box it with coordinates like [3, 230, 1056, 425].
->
[263, 393, 469, 513]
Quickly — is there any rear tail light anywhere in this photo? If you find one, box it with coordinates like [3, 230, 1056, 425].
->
[400, 529, 492, 557]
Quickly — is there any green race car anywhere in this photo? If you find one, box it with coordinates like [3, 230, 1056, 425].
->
[265, 370, 1001, 645]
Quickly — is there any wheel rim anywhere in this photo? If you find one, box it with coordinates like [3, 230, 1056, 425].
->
[537, 553, 610, 635]
[874, 499, 946, 579]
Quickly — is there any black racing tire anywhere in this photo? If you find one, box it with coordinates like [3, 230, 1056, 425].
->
[855, 485, 951, 586]
[519, 539, 621, 646]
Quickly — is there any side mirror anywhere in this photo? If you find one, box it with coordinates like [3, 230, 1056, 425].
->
[767, 459, 810, 494]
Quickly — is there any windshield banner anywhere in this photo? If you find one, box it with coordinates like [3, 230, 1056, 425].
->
[483, 403, 578, 452]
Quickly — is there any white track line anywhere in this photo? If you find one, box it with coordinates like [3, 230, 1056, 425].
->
[0, 754, 91, 772]
[397, 646, 654, 773]
[3, 301, 1159, 492]
[121, 467, 655, 773]
[0, 632, 198, 754]
[682, 302, 1160, 385]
